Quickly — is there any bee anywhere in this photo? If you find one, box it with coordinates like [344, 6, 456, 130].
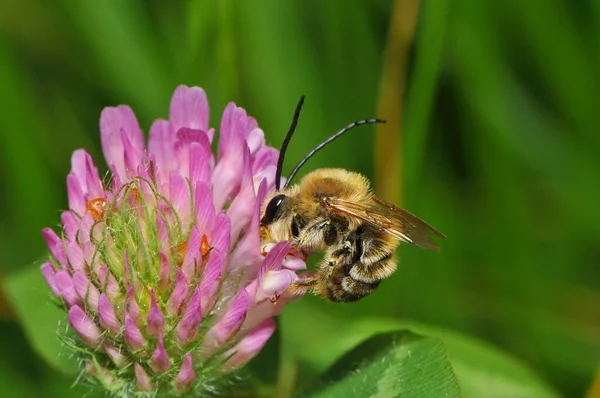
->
[260, 96, 446, 302]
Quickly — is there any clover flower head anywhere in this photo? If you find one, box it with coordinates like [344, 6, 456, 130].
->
[41, 85, 306, 395]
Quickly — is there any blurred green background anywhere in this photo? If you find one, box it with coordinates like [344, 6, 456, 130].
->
[1, 0, 599, 397]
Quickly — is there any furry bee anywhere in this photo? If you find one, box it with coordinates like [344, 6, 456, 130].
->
[260, 96, 445, 302]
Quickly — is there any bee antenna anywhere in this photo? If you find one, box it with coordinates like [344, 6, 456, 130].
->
[275, 95, 305, 191]
[284, 118, 386, 188]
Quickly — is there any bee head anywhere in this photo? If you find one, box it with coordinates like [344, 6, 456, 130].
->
[260, 194, 288, 226]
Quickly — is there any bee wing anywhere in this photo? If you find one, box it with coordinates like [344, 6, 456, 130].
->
[327, 196, 446, 251]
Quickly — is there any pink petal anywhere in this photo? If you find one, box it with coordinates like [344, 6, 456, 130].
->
[246, 128, 265, 155]
[40, 262, 60, 297]
[55, 270, 81, 307]
[176, 285, 203, 346]
[175, 126, 210, 148]
[174, 353, 196, 393]
[255, 241, 292, 294]
[194, 182, 216, 239]
[150, 333, 171, 374]
[70, 149, 88, 189]
[212, 102, 258, 210]
[121, 128, 143, 179]
[200, 250, 224, 314]
[68, 305, 103, 348]
[211, 137, 246, 211]
[72, 270, 100, 312]
[244, 279, 260, 301]
[228, 179, 266, 276]
[166, 269, 189, 316]
[283, 256, 307, 270]
[169, 171, 190, 223]
[125, 286, 141, 324]
[135, 165, 155, 198]
[108, 164, 123, 191]
[174, 128, 211, 181]
[242, 300, 276, 332]
[211, 213, 231, 259]
[98, 294, 122, 336]
[189, 141, 211, 185]
[66, 173, 86, 215]
[157, 251, 172, 293]
[156, 214, 170, 253]
[124, 314, 146, 351]
[253, 164, 277, 193]
[42, 228, 67, 268]
[217, 102, 258, 159]
[78, 214, 95, 244]
[205, 289, 249, 347]
[83, 154, 104, 199]
[226, 148, 255, 244]
[251, 146, 279, 176]
[66, 241, 85, 272]
[148, 119, 176, 183]
[147, 290, 166, 336]
[256, 269, 297, 303]
[181, 226, 201, 283]
[224, 318, 276, 369]
[82, 243, 97, 273]
[99, 105, 144, 182]
[60, 211, 79, 242]
[71, 149, 103, 199]
[169, 85, 209, 132]
[206, 127, 215, 143]
[134, 363, 153, 391]
[97, 265, 120, 301]
[263, 241, 291, 271]
[104, 344, 128, 368]
[122, 251, 142, 293]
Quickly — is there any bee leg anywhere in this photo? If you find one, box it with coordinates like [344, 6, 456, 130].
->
[315, 220, 330, 229]
[285, 272, 320, 296]
[296, 217, 331, 250]
[342, 240, 353, 251]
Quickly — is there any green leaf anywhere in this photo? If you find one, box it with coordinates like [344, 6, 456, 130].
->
[0, 320, 99, 398]
[282, 304, 560, 398]
[426, 324, 561, 398]
[4, 264, 78, 374]
[303, 330, 462, 398]
[0, 322, 42, 398]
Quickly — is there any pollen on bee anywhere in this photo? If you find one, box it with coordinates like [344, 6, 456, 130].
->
[86, 198, 107, 221]
[259, 225, 270, 241]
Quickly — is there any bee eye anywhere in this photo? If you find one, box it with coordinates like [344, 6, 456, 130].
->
[261, 194, 287, 225]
